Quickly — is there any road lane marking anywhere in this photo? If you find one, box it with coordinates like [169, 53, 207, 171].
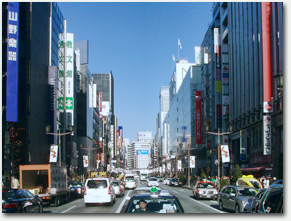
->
[190, 198, 225, 213]
[115, 190, 132, 213]
[61, 205, 77, 213]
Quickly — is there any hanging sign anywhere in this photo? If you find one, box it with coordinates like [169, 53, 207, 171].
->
[49, 145, 58, 163]
[83, 155, 88, 168]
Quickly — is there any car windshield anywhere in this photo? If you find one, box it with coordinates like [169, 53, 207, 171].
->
[197, 183, 215, 188]
[237, 188, 257, 196]
[126, 197, 183, 213]
[171, 179, 178, 182]
[87, 180, 108, 189]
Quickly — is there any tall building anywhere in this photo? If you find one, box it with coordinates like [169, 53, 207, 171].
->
[200, 2, 283, 178]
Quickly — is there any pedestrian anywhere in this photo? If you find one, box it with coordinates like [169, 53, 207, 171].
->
[11, 176, 19, 189]
[211, 176, 216, 184]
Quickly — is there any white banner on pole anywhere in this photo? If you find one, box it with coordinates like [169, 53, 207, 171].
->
[167, 163, 171, 170]
[177, 160, 182, 170]
[190, 156, 195, 168]
[49, 145, 58, 163]
[83, 155, 88, 168]
[221, 145, 230, 163]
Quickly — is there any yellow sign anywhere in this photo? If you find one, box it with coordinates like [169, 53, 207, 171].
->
[216, 81, 222, 92]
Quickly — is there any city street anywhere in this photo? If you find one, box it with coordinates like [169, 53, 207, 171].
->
[43, 181, 226, 214]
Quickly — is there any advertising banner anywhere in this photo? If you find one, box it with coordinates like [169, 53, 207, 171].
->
[167, 163, 171, 170]
[177, 160, 182, 170]
[49, 145, 58, 163]
[195, 46, 201, 65]
[136, 150, 149, 155]
[214, 28, 220, 55]
[6, 2, 19, 122]
[263, 115, 272, 155]
[195, 91, 202, 144]
[162, 164, 166, 173]
[83, 155, 88, 167]
[101, 101, 110, 116]
[221, 145, 230, 163]
[190, 156, 195, 168]
[240, 130, 247, 161]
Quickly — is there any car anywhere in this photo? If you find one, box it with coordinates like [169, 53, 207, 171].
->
[112, 180, 125, 197]
[156, 176, 162, 182]
[69, 182, 85, 198]
[147, 177, 159, 187]
[236, 175, 263, 189]
[124, 176, 137, 189]
[254, 185, 283, 213]
[192, 181, 218, 200]
[84, 178, 116, 206]
[124, 188, 184, 213]
[129, 187, 161, 198]
[218, 185, 257, 213]
[169, 178, 182, 187]
[270, 179, 283, 187]
[251, 188, 267, 213]
[163, 178, 171, 185]
[2, 189, 43, 213]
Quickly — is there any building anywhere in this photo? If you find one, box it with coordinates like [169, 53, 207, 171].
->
[200, 2, 283, 178]
[2, 3, 55, 185]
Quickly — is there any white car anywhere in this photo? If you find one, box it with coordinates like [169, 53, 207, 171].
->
[124, 177, 137, 189]
[84, 178, 116, 206]
[112, 180, 125, 197]
[147, 177, 159, 187]
[163, 178, 171, 185]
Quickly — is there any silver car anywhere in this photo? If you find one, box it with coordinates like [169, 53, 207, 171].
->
[218, 185, 257, 213]
[192, 181, 218, 200]
[112, 180, 125, 197]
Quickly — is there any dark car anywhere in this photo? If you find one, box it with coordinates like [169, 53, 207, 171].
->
[169, 178, 182, 187]
[254, 185, 283, 213]
[2, 189, 43, 213]
[69, 182, 85, 198]
[124, 189, 184, 213]
[251, 188, 267, 213]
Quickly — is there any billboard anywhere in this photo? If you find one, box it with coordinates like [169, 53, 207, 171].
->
[136, 150, 149, 155]
[6, 2, 20, 122]
[101, 101, 110, 116]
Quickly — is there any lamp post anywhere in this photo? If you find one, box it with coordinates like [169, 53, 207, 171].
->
[206, 128, 232, 190]
[46, 124, 73, 167]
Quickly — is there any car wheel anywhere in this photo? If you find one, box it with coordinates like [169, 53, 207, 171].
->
[235, 204, 240, 213]
[219, 200, 224, 211]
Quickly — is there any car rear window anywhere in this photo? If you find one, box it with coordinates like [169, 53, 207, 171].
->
[87, 180, 108, 189]
[125, 176, 134, 181]
[197, 183, 215, 188]
[149, 178, 157, 181]
[113, 181, 119, 186]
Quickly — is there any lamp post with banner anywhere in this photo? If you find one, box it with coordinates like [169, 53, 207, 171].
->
[206, 128, 232, 190]
[46, 124, 73, 167]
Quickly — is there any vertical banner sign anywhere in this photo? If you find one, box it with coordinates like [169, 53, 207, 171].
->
[89, 82, 93, 107]
[190, 156, 195, 168]
[49, 145, 58, 163]
[99, 92, 103, 117]
[194, 46, 201, 65]
[48, 66, 58, 144]
[177, 160, 182, 170]
[83, 156, 88, 168]
[195, 91, 202, 144]
[240, 130, 247, 161]
[93, 84, 97, 108]
[221, 145, 230, 163]
[263, 115, 272, 155]
[58, 33, 74, 125]
[163, 164, 166, 173]
[6, 2, 19, 122]
[167, 163, 171, 171]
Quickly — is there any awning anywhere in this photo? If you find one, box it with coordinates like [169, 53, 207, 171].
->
[241, 166, 272, 172]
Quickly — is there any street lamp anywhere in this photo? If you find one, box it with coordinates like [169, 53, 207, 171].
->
[45, 124, 74, 167]
[206, 128, 232, 190]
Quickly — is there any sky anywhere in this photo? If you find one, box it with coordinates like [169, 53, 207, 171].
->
[58, 2, 214, 143]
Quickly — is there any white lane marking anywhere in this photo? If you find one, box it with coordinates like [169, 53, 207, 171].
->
[171, 190, 179, 195]
[190, 198, 225, 213]
[115, 190, 132, 213]
[61, 205, 77, 213]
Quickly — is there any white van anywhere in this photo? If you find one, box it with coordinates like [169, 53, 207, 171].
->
[84, 178, 116, 206]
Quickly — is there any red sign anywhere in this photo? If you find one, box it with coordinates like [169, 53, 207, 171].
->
[195, 91, 202, 144]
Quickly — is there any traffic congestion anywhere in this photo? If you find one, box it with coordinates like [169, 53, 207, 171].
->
[2, 169, 283, 214]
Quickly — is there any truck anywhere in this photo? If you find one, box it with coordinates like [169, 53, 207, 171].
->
[19, 164, 70, 207]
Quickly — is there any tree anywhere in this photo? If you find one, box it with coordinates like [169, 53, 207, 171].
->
[232, 164, 242, 185]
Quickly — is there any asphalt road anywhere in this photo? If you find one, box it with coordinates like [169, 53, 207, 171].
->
[43, 180, 227, 214]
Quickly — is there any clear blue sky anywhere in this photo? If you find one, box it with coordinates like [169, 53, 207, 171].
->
[58, 2, 213, 143]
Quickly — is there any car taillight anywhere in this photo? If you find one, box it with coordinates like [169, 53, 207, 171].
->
[135, 182, 136, 185]
[108, 186, 111, 194]
[124, 182, 126, 185]
[3, 202, 17, 209]
[84, 187, 87, 195]
[119, 186, 121, 192]
[196, 189, 199, 193]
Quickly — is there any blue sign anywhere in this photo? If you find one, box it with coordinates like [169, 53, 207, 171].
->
[6, 2, 19, 122]
[136, 150, 149, 155]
